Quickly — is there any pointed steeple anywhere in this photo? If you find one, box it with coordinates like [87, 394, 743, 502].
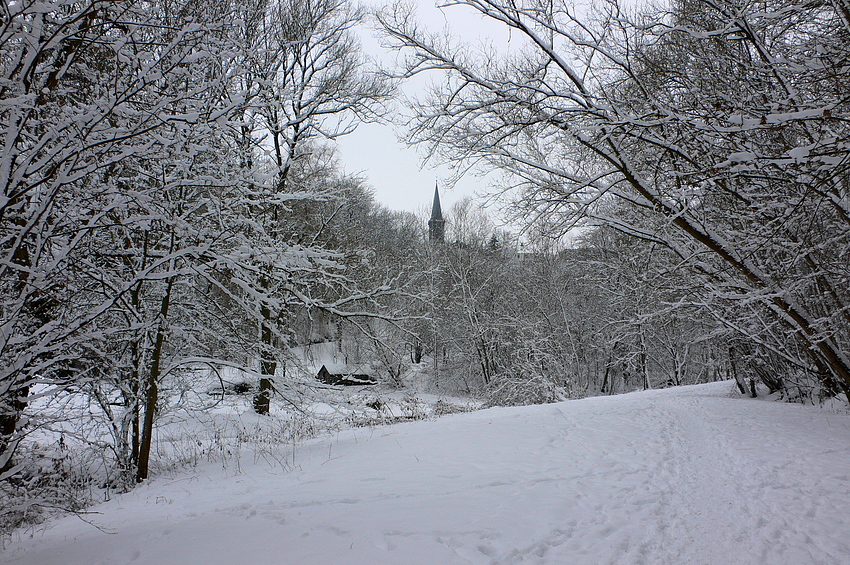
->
[431, 182, 443, 220]
[428, 182, 445, 243]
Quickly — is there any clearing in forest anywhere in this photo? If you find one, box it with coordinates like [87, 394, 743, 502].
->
[4, 381, 850, 565]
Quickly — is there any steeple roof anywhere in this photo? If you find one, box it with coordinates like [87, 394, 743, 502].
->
[431, 182, 443, 220]
[428, 182, 445, 244]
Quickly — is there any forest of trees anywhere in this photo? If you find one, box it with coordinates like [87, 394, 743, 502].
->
[377, 0, 850, 398]
[1, 0, 847, 535]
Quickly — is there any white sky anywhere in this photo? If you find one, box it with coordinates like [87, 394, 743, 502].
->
[335, 0, 516, 215]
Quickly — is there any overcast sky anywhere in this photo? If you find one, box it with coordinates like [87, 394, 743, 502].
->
[334, 0, 515, 216]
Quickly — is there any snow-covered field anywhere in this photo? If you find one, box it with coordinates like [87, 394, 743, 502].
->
[4, 381, 850, 565]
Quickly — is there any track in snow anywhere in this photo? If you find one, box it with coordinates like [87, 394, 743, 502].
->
[5, 381, 850, 565]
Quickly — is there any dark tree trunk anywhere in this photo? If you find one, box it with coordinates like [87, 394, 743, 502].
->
[729, 347, 747, 395]
[1, 218, 34, 475]
[254, 301, 276, 415]
[136, 276, 174, 483]
[128, 232, 148, 469]
[0, 385, 29, 475]
[411, 339, 423, 364]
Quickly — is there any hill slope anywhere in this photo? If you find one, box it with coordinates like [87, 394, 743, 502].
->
[5, 382, 850, 564]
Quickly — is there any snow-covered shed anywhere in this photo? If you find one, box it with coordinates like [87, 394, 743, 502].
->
[316, 363, 376, 386]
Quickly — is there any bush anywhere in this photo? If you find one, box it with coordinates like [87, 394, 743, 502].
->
[486, 374, 566, 407]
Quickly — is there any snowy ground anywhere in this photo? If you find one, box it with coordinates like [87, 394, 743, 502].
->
[4, 381, 850, 565]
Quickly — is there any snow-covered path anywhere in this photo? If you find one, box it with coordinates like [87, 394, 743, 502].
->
[5, 382, 850, 564]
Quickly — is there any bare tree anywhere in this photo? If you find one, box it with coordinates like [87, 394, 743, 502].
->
[377, 0, 850, 397]
[234, 0, 393, 414]
[0, 0, 247, 478]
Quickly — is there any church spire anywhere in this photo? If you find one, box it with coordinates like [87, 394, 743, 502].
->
[428, 182, 445, 243]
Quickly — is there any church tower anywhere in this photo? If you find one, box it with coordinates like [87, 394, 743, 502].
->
[428, 183, 445, 243]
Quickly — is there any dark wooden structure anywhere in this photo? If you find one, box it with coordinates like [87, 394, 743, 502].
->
[317, 364, 376, 386]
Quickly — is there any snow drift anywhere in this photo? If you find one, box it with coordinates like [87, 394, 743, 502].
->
[4, 381, 850, 564]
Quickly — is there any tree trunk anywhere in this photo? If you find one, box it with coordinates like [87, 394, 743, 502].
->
[128, 231, 148, 469]
[729, 347, 747, 395]
[0, 385, 29, 475]
[254, 300, 276, 416]
[412, 339, 423, 364]
[0, 219, 34, 475]
[136, 276, 174, 482]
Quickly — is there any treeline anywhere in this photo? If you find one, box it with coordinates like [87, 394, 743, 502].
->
[393, 201, 736, 406]
[378, 0, 850, 402]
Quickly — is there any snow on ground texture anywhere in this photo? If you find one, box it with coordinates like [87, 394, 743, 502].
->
[4, 381, 850, 565]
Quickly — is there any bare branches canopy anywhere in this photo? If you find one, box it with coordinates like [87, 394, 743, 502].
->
[377, 0, 850, 394]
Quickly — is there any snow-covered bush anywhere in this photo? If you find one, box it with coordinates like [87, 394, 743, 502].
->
[485, 374, 566, 407]
[431, 398, 476, 416]
[0, 439, 102, 543]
